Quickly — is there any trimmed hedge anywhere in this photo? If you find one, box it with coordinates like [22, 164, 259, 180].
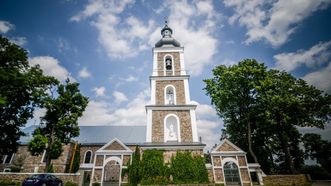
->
[140, 150, 170, 184]
[128, 150, 208, 185]
[170, 152, 209, 183]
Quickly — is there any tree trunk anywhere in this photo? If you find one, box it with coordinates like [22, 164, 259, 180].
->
[279, 133, 295, 173]
[247, 121, 258, 163]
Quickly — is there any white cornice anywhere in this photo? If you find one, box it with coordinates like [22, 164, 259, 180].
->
[153, 47, 184, 52]
[150, 75, 190, 80]
[145, 105, 197, 110]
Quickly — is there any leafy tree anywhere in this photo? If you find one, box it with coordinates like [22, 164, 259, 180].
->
[28, 79, 88, 172]
[128, 146, 141, 186]
[259, 70, 330, 173]
[204, 59, 267, 164]
[204, 59, 331, 174]
[302, 133, 331, 172]
[0, 36, 57, 154]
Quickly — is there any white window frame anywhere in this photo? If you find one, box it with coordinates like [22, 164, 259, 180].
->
[3, 153, 14, 164]
[84, 150, 93, 164]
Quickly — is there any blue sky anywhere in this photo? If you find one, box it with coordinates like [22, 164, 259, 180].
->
[1, 0, 331, 149]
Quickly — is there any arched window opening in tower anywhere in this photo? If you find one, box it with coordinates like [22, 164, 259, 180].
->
[166, 87, 175, 105]
[165, 57, 172, 71]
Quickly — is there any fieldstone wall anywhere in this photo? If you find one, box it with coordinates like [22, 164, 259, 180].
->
[157, 52, 181, 76]
[80, 145, 101, 164]
[264, 174, 310, 186]
[104, 141, 125, 150]
[217, 141, 237, 151]
[155, 80, 186, 105]
[0, 172, 80, 183]
[238, 156, 247, 166]
[152, 110, 192, 142]
[0, 144, 72, 173]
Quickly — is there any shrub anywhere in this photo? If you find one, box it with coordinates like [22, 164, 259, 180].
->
[140, 150, 170, 184]
[65, 181, 78, 186]
[128, 146, 141, 186]
[92, 183, 100, 186]
[0, 180, 20, 186]
[46, 163, 54, 173]
[301, 165, 331, 180]
[170, 152, 209, 183]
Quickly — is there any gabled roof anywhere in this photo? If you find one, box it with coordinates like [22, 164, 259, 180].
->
[20, 125, 146, 144]
[211, 139, 246, 154]
[96, 138, 132, 153]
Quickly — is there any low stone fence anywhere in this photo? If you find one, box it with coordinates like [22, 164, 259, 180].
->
[264, 174, 310, 186]
[0, 172, 80, 184]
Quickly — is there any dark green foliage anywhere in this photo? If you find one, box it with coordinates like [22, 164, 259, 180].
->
[204, 59, 331, 174]
[0, 36, 58, 154]
[300, 165, 331, 180]
[64, 181, 78, 186]
[28, 79, 88, 172]
[71, 144, 80, 173]
[92, 183, 100, 186]
[140, 150, 170, 184]
[0, 180, 20, 186]
[302, 133, 331, 172]
[170, 152, 208, 183]
[128, 146, 141, 186]
[46, 163, 54, 173]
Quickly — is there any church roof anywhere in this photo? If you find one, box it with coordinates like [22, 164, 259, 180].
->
[155, 21, 181, 47]
[20, 125, 146, 145]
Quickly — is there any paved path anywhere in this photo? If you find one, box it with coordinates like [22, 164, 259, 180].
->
[311, 180, 331, 186]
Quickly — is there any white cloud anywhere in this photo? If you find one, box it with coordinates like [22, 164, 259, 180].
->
[224, 0, 331, 47]
[78, 67, 92, 78]
[29, 56, 75, 82]
[195, 103, 223, 150]
[79, 89, 150, 125]
[93, 86, 106, 97]
[119, 75, 138, 82]
[302, 62, 331, 93]
[221, 58, 237, 66]
[71, 0, 156, 58]
[10, 36, 27, 46]
[148, 0, 220, 76]
[274, 40, 331, 72]
[112, 91, 128, 104]
[57, 37, 72, 53]
[0, 20, 14, 34]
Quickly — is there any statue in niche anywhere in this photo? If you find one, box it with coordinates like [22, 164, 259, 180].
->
[167, 123, 178, 141]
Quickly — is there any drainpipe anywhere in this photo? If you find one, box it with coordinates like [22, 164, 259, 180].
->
[69, 142, 78, 173]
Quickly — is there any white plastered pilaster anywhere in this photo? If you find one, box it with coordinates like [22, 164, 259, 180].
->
[184, 79, 190, 104]
[146, 109, 152, 142]
[190, 109, 199, 142]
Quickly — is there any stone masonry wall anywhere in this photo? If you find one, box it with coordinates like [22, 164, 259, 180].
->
[155, 80, 186, 105]
[217, 142, 237, 151]
[0, 144, 71, 173]
[152, 110, 192, 142]
[0, 173, 80, 184]
[264, 174, 310, 186]
[157, 52, 181, 76]
[80, 145, 101, 164]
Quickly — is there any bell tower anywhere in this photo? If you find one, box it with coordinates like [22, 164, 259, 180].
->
[145, 21, 200, 144]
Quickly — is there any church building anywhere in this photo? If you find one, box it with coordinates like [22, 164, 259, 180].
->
[1, 22, 264, 186]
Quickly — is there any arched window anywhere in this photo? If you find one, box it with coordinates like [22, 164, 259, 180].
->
[84, 151, 92, 164]
[165, 86, 175, 105]
[165, 56, 172, 71]
[164, 114, 180, 142]
[223, 161, 241, 185]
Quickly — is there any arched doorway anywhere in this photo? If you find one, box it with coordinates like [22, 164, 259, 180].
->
[103, 158, 121, 186]
[223, 161, 241, 185]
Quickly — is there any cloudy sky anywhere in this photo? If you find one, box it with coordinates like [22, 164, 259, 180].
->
[1, 0, 331, 149]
